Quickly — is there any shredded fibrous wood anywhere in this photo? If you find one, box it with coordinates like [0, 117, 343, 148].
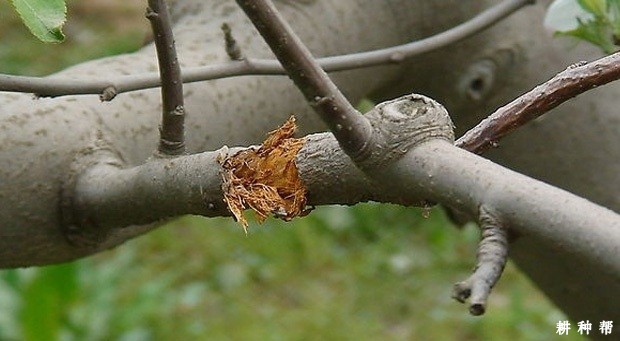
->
[221, 116, 309, 232]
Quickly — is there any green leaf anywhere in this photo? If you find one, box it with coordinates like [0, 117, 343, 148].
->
[546, 0, 620, 53]
[558, 18, 618, 52]
[9, 0, 67, 43]
[577, 0, 607, 16]
[545, 0, 595, 32]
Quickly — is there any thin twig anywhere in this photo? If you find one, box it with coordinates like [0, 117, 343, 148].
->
[147, 0, 186, 156]
[452, 206, 509, 316]
[456, 51, 620, 154]
[235, 0, 373, 158]
[309, 0, 533, 68]
[0, 0, 530, 100]
[221, 23, 243, 60]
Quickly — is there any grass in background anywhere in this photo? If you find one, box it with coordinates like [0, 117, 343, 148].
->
[0, 1, 582, 340]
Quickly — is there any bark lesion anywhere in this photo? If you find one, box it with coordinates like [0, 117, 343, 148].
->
[221, 116, 311, 233]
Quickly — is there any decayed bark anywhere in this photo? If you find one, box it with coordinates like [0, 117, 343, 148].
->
[0, 0, 618, 322]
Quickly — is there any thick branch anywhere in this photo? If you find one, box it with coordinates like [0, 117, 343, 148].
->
[147, 0, 186, 156]
[0, 0, 530, 99]
[387, 140, 620, 277]
[59, 129, 620, 276]
[58, 95, 620, 282]
[62, 146, 232, 244]
[457, 51, 620, 154]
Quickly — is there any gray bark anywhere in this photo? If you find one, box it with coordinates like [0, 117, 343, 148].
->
[0, 0, 618, 323]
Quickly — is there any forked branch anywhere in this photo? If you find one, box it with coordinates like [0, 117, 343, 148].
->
[235, 0, 373, 159]
[231, 0, 615, 318]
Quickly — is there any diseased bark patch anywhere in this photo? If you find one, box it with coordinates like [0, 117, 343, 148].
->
[221, 116, 309, 232]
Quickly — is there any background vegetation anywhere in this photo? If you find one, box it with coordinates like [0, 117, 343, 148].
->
[0, 1, 583, 340]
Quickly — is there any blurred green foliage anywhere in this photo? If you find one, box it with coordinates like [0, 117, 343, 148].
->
[545, 0, 620, 53]
[0, 207, 581, 340]
[0, 1, 146, 76]
[0, 1, 584, 340]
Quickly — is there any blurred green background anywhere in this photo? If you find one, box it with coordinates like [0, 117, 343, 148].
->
[0, 1, 582, 340]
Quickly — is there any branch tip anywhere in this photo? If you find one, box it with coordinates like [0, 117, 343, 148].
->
[456, 51, 620, 154]
[221, 23, 244, 60]
[452, 205, 509, 316]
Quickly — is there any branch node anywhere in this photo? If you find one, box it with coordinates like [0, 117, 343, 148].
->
[389, 52, 405, 63]
[145, 7, 158, 19]
[452, 205, 509, 316]
[356, 94, 454, 169]
[171, 105, 185, 116]
[221, 23, 244, 60]
[567, 60, 588, 69]
[310, 95, 331, 107]
[100, 86, 118, 102]
[156, 136, 185, 157]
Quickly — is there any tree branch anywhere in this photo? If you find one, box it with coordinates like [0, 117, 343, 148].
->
[146, 0, 186, 156]
[457, 51, 620, 154]
[1, 0, 616, 323]
[221, 23, 243, 61]
[0, 0, 530, 100]
[452, 206, 509, 315]
[232, 0, 536, 315]
[54, 94, 620, 319]
[59, 125, 620, 273]
[235, 0, 373, 159]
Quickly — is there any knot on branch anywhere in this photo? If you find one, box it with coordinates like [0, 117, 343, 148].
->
[356, 94, 454, 170]
[60, 132, 126, 249]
